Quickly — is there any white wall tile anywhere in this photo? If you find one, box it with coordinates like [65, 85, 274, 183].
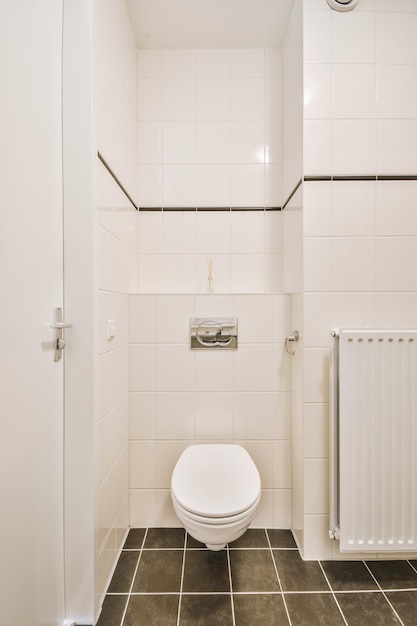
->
[265, 78, 282, 121]
[196, 165, 230, 207]
[231, 254, 265, 293]
[377, 65, 417, 119]
[197, 121, 230, 163]
[231, 211, 265, 253]
[376, 181, 417, 236]
[156, 441, 189, 488]
[333, 64, 376, 119]
[137, 78, 162, 120]
[376, 237, 417, 291]
[163, 254, 197, 292]
[196, 49, 230, 77]
[332, 11, 376, 64]
[303, 237, 332, 292]
[196, 211, 231, 254]
[162, 78, 196, 120]
[195, 392, 233, 439]
[195, 350, 234, 391]
[130, 392, 157, 439]
[129, 294, 156, 342]
[304, 10, 331, 64]
[234, 344, 274, 391]
[234, 295, 273, 343]
[304, 64, 332, 119]
[332, 120, 377, 176]
[331, 181, 376, 237]
[230, 49, 264, 77]
[376, 12, 417, 64]
[129, 344, 156, 391]
[331, 237, 376, 291]
[377, 120, 417, 175]
[162, 49, 196, 78]
[162, 121, 196, 163]
[303, 120, 332, 176]
[156, 344, 195, 391]
[197, 78, 230, 120]
[137, 254, 164, 293]
[99, 346, 129, 418]
[230, 78, 264, 120]
[130, 441, 156, 488]
[137, 165, 163, 207]
[156, 295, 194, 342]
[230, 121, 265, 163]
[137, 50, 162, 78]
[156, 392, 195, 439]
[163, 165, 197, 207]
[230, 166, 265, 207]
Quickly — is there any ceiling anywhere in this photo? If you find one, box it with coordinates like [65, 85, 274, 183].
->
[125, 0, 295, 49]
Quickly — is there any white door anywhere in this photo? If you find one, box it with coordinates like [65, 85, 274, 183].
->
[0, 2, 66, 625]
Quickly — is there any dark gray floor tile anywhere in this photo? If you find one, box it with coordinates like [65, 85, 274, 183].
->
[96, 594, 128, 626]
[267, 529, 297, 549]
[321, 560, 379, 591]
[186, 533, 207, 548]
[123, 528, 146, 550]
[107, 551, 139, 593]
[273, 550, 329, 592]
[233, 593, 289, 625]
[180, 594, 233, 625]
[285, 593, 345, 626]
[366, 560, 417, 589]
[131, 549, 183, 593]
[336, 592, 402, 625]
[230, 529, 269, 549]
[144, 527, 185, 548]
[123, 594, 179, 626]
[183, 549, 230, 592]
[386, 590, 417, 626]
[230, 549, 280, 592]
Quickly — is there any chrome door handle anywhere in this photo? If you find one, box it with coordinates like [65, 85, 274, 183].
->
[51, 307, 72, 361]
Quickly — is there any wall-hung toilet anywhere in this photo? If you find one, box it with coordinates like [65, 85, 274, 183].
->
[171, 444, 261, 551]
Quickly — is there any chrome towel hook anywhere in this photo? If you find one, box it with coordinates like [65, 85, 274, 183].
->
[285, 330, 299, 355]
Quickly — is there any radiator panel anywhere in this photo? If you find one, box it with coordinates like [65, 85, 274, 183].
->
[331, 329, 417, 552]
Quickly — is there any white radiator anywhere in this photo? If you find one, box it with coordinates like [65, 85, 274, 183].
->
[329, 328, 417, 552]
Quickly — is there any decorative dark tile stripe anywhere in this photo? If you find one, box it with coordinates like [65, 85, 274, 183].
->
[97, 152, 139, 211]
[282, 179, 302, 210]
[138, 206, 282, 212]
[304, 174, 417, 182]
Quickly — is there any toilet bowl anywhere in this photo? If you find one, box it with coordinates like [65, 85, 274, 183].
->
[171, 444, 261, 551]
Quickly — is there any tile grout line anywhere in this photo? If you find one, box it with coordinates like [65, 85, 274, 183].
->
[119, 528, 148, 626]
[226, 543, 236, 626]
[318, 561, 348, 626]
[362, 561, 405, 626]
[176, 533, 188, 626]
[266, 529, 292, 626]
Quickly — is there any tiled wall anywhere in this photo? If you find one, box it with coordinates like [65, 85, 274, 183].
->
[136, 47, 284, 294]
[96, 0, 137, 604]
[302, 0, 417, 560]
[129, 293, 292, 529]
[136, 48, 282, 209]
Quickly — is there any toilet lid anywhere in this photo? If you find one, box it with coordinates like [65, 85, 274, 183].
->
[171, 444, 261, 518]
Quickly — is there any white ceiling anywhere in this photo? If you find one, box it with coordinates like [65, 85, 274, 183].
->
[125, 0, 295, 49]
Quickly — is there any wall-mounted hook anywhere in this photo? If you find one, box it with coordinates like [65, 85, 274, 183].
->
[285, 330, 299, 355]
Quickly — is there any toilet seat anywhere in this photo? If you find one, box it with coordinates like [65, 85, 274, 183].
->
[171, 444, 261, 518]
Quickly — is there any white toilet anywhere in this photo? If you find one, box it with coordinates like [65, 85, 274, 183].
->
[171, 444, 261, 551]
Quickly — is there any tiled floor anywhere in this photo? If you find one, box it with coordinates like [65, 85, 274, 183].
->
[96, 528, 417, 626]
